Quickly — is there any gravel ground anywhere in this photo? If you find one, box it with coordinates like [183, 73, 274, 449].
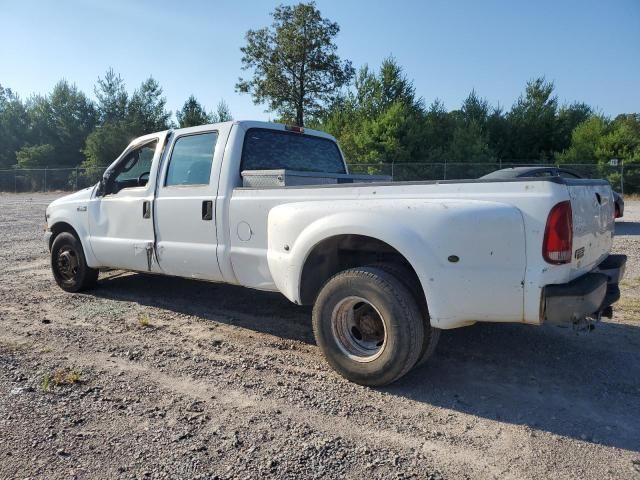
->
[1, 192, 639, 480]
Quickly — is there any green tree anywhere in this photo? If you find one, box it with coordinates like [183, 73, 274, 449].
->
[558, 114, 640, 192]
[177, 95, 211, 127]
[177, 97, 232, 127]
[237, 1, 354, 126]
[486, 106, 509, 159]
[506, 77, 558, 160]
[448, 90, 496, 173]
[211, 100, 233, 122]
[83, 74, 172, 179]
[597, 114, 640, 191]
[556, 116, 606, 164]
[554, 102, 592, 153]
[83, 121, 133, 173]
[422, 99, 454, 161]
[95, 68, 128, 124]
[20, 81, 96, 169]
[460, 90, 489, 128]
[48, 80, 97, 167]
[128, 77, 172, 134]
[317, 58, 426, 170]
[82, 70, 133, 174]
[16, 144, 56, 168]
[0, 84, 29, 168]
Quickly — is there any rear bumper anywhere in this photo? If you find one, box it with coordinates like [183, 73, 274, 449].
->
[544, 254, 627, 324]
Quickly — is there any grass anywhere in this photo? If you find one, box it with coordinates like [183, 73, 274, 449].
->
[137, 312, 152, 328]
[41, 373, 50, 392]
[53, 369, 82, 385]
[42, 368, 82, 392]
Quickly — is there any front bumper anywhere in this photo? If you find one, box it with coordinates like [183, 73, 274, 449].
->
[544, 254, 627, 325]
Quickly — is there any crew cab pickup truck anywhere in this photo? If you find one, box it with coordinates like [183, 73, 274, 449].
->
[45, 121, 626, 386]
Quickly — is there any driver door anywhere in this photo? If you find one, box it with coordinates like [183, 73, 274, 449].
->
[88, 134, 165, 271]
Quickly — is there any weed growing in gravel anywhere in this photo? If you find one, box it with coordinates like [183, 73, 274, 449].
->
[41, 373, 50, 392]
[41, 369, 82, 392]
[53, 369, 82, 385]
[137, 313, 152, 328]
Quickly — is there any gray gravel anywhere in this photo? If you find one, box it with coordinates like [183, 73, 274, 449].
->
[1, 192, 639, 480]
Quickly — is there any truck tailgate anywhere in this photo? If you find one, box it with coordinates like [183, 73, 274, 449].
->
[566, 180, 615, 273]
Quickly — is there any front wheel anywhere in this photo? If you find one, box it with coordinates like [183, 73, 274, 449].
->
[312, 266, 424, 386]
[50, 232, 98, 292]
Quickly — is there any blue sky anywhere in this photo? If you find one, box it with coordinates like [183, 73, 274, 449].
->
[1, 0, 638, 121]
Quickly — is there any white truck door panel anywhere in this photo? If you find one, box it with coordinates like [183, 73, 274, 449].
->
[88, 137, 163, 271]
[154, 130, 223, 281]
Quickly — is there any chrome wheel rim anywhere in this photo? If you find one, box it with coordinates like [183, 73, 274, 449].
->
[331, 296, 387, 362]
[57, 246, 79, 282]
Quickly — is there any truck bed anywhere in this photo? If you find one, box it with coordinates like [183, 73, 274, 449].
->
[227, 176, 614, 328]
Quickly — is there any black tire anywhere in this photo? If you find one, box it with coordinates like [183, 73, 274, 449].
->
[312, 266, 424, 386]
[50, 232, 98, 292]
[370, 263, 440, 368]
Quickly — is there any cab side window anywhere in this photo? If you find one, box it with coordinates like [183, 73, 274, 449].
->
[106, 140, 157, 195]
[165, 132, 218, 186]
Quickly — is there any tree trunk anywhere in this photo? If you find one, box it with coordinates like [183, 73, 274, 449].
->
[296, 104, 304, 127]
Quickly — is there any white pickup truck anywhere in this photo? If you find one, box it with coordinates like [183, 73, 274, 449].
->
[45, 121, 626, 386]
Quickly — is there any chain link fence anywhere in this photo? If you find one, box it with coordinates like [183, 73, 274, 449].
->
[348, 161, 632, 193]
[0, 166, 104, 193]
[0, 161, 633, 194]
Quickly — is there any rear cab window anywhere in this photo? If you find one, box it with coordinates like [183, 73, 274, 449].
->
[240, 128, 345, 174]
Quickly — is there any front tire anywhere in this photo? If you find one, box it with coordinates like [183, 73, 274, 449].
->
[312, 266, 424, 386]
[50, 232, 98, 292]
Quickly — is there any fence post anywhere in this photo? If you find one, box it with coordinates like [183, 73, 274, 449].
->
[443, 159, 447, 180]
[75, 167, 79, 191]
[621, 160, 624, 196]
[44, 168, 47, 192]
[391, 159, 395, 181]
[14, 169, 17, 193]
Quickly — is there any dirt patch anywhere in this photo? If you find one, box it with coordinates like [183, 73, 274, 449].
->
[1, 193, 640, 479]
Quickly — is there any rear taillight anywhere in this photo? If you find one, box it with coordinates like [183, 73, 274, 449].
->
[543, 200, 573, 264]
[614, 203, 620, 219]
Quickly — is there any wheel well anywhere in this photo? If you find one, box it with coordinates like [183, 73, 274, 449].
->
[299, 234, 425, 306]
[49, 222, 79, 249]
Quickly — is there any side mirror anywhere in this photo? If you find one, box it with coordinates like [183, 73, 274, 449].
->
[98, 171, 112, 196]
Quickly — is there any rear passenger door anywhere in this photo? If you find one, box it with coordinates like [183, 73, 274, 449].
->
[154, 129, 224, 281]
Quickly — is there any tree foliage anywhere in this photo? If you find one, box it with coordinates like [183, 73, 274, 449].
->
[82, 72, 174, 175]
[558, 114, 640, 191]
[0, 32, 638, 192]
[177, 95, 211, 128]
[0, 84, 29, 168]
[237, 2, 354, 126]
[212, 100, 233, 123]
